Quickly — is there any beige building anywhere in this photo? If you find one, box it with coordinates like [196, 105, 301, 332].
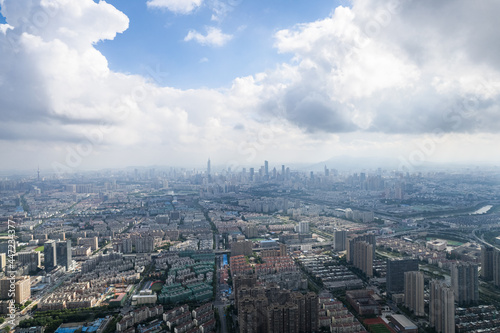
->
[429, 280, 455, 333]
[404, 271, 424, 317]
[353, 241, 373, 277]
[0, 276, 31, 304]
[77, 237, 99, 251]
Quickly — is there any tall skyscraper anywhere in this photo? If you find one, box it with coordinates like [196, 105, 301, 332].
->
[451, 262, 479, 306]
[249, 168, 255, 182]
[347, 234, 375, 263]
[207, 158, 211, 176]
[353, 241, 373, 277]
[44, 240, 57, 271]
[429, 280, 455, 333]
[387, 258, 419, 296]
[334, 230, 347, 251]
[264, 160, 269, 178]
[56, 240, 72, 271]
[481, 246, 495, 281]
[404, 271, 424, 316]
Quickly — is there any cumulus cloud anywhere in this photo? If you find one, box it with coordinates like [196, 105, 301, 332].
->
[146, 0, 203, 14]
[184, 26, 232, 47]
[1, 0, 500, 171]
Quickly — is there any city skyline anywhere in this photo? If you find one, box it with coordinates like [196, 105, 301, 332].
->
[1, 0, 500, 172]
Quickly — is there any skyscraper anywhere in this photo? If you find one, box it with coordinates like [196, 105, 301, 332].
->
[353, 241, 373, 277]
[264, 160, 269, 178]
[481, 246, 494, 281]
[404, 271, 424, 316]
[44, 240, 57, 271]
[347, 234, 375, 263]
[56, 240, 72, 271]
[334, 230, 347, 251]
[387, 258, 419, 296]
[493, 249, 500, 287]
[451, 262, 479, 306]
[298, 221, 309, 234]
[429, 280, 455, 333]
[207, 158, 211, 176]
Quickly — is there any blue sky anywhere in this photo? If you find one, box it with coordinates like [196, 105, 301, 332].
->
[1, 0, 500, 172]
[92, 0, 341, 89]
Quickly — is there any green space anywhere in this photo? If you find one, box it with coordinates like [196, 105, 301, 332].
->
[35, 246, 44, 252]
[368, 324, 391, 333]
[151, 282, 163, 293]
[425, 237, 464, 246]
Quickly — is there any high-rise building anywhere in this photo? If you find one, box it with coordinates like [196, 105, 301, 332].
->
[481, 246, 495, 281]
[493, 249, 500, 287]
[298, 221, 309, 234]
[0, 276, 31, 304]
[404, 271, 424, 316]
[0, 253, 5, 271]
[353, 241, 373, 277]
[15, 276, 31, 304]
[334, 230, 347, 251]
[279, 243, 287, 257]
[264, 160, 269, 178]
[207, 158, 211, 176]
[17, 251, 41, 272]
[386, 258, 419, 296]
[347, 234, 375, 263]
[451, 262, 479, 306]
[56, 240, 72, 271]
[44, 240, 57, 271]
[429, 280, 455, 333]
[249, 168, 255, 182]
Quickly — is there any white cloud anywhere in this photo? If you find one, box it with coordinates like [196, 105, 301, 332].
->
[2, 0, 500, 171]
[146, 0, 203, 14]
[184, 26, 232, 47]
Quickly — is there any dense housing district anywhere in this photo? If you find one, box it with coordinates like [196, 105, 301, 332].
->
[0, 162, 499, 333]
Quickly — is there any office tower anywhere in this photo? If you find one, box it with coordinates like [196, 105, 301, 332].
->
[285, 167, 290, 180]
[0, 253, 5, 271]
[451, 262, 479, 306]
[281, 165, 285, 180]
[404, 271, 424, 316]
[334, 230, 347, 251]
[44, 240, 57, 271]
[481, 246, 494, 281]
[249, 168, 255, 181]
[298, 221, 309, 234]
[264, 160, 269, 178]
[386, 258, 419, 296]
[429, 280, 455, 333]
[56, 240, 72, 271]
[347, 234, 375, 263]
[207, 158, 211, 176]
[324, 165, 329, 177]
[353, 241, 373, 277]
[17, 251, 41, 272]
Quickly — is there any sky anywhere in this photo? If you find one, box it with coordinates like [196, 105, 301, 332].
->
[1, 0, 500, 175]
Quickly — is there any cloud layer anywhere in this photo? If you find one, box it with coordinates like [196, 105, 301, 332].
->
[1, 0, 500, 171]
